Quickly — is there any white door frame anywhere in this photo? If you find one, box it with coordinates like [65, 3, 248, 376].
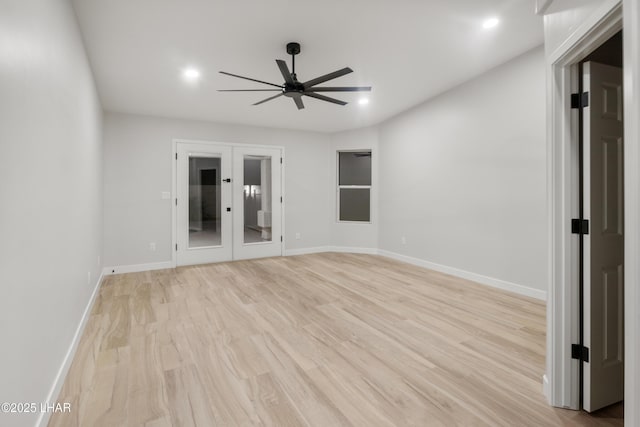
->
[171, 138, 285, 268]
[546, 0, 628, 411]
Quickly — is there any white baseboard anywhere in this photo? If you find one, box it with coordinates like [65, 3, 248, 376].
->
[542, 374, 550, 403]
[327, 246, 378, 255]
[378, 249, 547, 301]
[284, 246, 331, 256]
[284, 246, 378, 256]
[36, 270, 104, 427]
[103, 261, 174, 275]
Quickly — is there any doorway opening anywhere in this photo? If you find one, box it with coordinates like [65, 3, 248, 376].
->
[576, 30, 625, 415]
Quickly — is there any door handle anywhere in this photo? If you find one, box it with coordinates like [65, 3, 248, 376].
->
[226, 207, 231, 212]
[223, 178, 231, 183]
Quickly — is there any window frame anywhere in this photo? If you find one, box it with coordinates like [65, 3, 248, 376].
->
[336, 149, 372, 224]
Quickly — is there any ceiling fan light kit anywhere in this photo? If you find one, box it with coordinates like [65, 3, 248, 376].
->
[219, 42, 372, 110]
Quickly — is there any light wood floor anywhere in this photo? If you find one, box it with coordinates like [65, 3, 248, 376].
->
[49, 253, 623, 426]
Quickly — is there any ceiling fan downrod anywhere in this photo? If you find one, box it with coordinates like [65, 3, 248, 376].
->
[286, 42, 300, 80]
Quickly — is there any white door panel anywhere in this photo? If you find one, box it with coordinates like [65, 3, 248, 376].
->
[583, 61, 624, 412]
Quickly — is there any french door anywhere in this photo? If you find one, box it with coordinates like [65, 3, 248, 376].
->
[175, 142, 282, 266]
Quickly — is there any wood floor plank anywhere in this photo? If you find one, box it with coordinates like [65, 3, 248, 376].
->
[49, 253, 623, 426]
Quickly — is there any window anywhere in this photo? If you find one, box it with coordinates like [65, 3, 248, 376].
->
[337, 151, 371, 222]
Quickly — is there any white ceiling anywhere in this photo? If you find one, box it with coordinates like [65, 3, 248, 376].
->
[71, 0, 543, 133]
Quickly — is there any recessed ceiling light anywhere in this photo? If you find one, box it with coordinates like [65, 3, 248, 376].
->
[358, 98, 370, 106]
[182, 67, 201, 82]
[482, 17, 499, 29]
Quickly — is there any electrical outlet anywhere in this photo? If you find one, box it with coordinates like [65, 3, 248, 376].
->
[150, 242, 156, 251]
[295, 233, 301, 240]
[401, 236, 407, 245]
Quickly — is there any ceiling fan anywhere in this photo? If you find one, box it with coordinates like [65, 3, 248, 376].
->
[218, 42, 372, 110]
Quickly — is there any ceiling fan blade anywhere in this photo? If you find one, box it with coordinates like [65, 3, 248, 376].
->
[253, 93, 283, 106]
[303, 67, 353, 88]
[219, 71, 283, 88]
[276, 60, 294, 85]
[218, 89, 282, 92]
[293, 97, 305, 110]
[307, 86, 371, 92]
[304, 92, 347, 106]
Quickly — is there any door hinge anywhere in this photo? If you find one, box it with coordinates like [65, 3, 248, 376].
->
[280, 157, 283, 164]
[571, 218, 589, 235]
[280, 196, 283, 203]
[175, 198, 177, 206]
[572, 344, 590, 362]
[281, 236, 283, 242]
[571, 92, 589, 109]
[175, 244, 178, 251]
[175, 153, 178, 160]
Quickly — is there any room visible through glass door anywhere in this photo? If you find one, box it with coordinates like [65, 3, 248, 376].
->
[189, 157, 220, 247]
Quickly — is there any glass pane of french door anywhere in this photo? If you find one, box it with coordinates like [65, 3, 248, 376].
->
[188, 156, 221, 248]
[243, 155, 272, 244]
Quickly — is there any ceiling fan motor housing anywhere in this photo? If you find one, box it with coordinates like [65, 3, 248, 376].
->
[286, 42, 301, 56]
[283, 82, 304, 97]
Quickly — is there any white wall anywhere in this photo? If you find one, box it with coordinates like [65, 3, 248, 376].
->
[0, 1, 103, 426]
[103, 112, 330, 267]
[328, 127, 379, 251]
[377, 46, 547, 294]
